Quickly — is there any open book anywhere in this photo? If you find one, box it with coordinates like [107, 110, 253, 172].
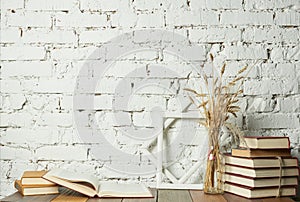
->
[43, 168, 153, 198]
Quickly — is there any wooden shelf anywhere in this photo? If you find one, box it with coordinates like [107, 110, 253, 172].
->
[1, 189, 295, 202]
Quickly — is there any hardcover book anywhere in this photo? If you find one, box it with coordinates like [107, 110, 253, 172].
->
[223, 154, 298, 168]
[21, 170, 56, 186]
[240, 136, 290, 149]
[14, 180, 59, 196]
[224, 164, 299, 178]
[222, 173, 298, 187]
[43, 168, 153, 198]
[231, 148, 291, 158]
[224, 182, 296, 198]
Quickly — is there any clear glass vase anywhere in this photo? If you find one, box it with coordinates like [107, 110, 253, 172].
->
[203, 131, 224, 194]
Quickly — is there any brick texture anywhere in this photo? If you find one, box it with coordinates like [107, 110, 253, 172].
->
[0, 0, 300, 198]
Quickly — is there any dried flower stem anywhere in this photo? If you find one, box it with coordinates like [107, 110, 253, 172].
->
[185, 56, 256, 194]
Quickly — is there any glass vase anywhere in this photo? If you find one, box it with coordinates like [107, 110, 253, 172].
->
[203, 130, 224, 194]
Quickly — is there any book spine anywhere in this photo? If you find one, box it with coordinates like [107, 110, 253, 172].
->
[14, 181, 24, 196]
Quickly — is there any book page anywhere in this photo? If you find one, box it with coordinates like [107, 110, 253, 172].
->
[45, 168, 100, 191]
[98, 182, 152, 197]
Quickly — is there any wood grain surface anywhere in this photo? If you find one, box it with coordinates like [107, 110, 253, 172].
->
[1, 190, 296, 202]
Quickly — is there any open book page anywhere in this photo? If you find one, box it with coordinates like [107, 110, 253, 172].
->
[45, 168, 100, 190]
[43, 168, 100, 197]
[97, 182, 153, 197]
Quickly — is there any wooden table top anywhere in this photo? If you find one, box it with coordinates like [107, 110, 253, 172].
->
[1, 189, 296, 202]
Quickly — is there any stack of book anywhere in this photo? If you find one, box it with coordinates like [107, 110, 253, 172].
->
[14, 170, 59, 196]
[13, 168, 153, 198]
[222, 136, 299, 199]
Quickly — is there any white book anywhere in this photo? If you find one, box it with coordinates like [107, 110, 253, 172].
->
[43, 168, 153, 198]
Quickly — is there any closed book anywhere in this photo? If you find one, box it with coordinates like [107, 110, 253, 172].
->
[223, 154, 298, 168]
[21, 170, 56, 186]
[222, 173, 298, 188]
[240, 136, 290, 149]
[224, 164, 299, 178]
[14, 180, 59, 196]
[224, 182, 296, 198]
[231, 148, 291, 158]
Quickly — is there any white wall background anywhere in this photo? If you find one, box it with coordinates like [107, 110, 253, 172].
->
[1, 0, 300, 197]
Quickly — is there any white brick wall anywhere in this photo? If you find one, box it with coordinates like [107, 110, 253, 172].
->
[1, 0, 300, 198]
[7, 12, 52, 27]
[1, 46, 46, 60]
[25, 0, 78, 11]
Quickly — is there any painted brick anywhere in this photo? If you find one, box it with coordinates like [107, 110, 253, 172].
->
[7, 12, 52, 27]
[132, 0, 170, 10]
[247, 97, 275, 112]
[190, 0, 241, 9]
[103, 61, 146, 78]
[110, 10, 138, 28]
[286, 45, 300, 60]
[0, 112, 34, 127]
[245, 0, 299, 10]
[189, 28, 241, 43]
[136, 12, 165, 28]
[270, 47, 285, 62]
[1, 0, 24, 10]
[35, 145, 87, 160]
[246, 113, 300, 129]
[260, 63, 296, 78]
[50, 47, 99, 60]
[22, 29, 77, 44]
[54, 61, 89, 79]
[132, 112, 153, 127]
[244, 79, 298, 95]
[0, 28, 21, 43]
[33, 79, 75, 93]
[0, 146, 32, 160]
[1, 46, 46, 60]
[80, 0, 123, 11]
[95, 111, 131, 129]
[278, 96, 300, 113]
[1, 128, 59, 145]
[79, 29, 123, 44]
[163, 44, 206, 61]
[106, 49, 158, 62]
[26, 0, 78, 11]
[166, 10, 219, 27]
[222, 61, 259, 78]
[221, 11, 273, 25]
[94, 95, 114, 110]
[27, 94, 60, 111]
[37, 113, 73, 127]
[1, 94, 27, 110]
[243, 27, 300, 43]
[66, 94, 114, 110]
[296, 62, 300, 83]
[275, 11, 300, 25]
[92, 77, 127, 94]
[0, 80, 23, 93]
[223, 44, 268, 60]
[1, 61, 52, 77]
[114, 95, 166, 111]
[55, 13, 108, 28]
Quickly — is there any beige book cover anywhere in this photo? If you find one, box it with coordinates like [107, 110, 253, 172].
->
[21, 170, 56, 185]
[14, 180, 59, 196]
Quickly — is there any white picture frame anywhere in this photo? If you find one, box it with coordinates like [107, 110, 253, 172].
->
[156, 111, 206, 189]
